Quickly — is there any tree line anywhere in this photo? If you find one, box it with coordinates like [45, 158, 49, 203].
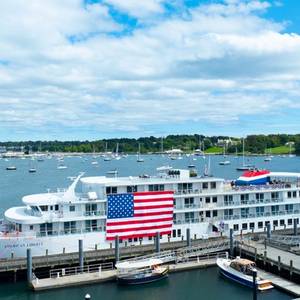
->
[1, 134, 300, 154]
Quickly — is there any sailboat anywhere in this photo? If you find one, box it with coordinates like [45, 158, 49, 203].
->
[103, 142, 112, 161]
[288, 143, 295, 157]
[137, 143, 144, 162]
[114, 142, 121, 160]
[236, 138, 254, 171]
[219, 144, 231, 165]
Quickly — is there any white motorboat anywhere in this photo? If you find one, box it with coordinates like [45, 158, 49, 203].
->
[217, 257, 273, 291]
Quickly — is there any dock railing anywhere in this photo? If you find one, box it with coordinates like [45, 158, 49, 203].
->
[49, 262, 114, 279]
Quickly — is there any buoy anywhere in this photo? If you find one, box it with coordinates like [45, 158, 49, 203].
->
[85, 294, 91, 300]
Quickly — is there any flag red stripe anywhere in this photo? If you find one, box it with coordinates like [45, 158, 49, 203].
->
[106, 224, 171, 234]
[106, 217, 173, 226]
[134, 197, 174, 203]
[134, 204, 174, 210]
[134, 191, 174, 196]
[134, 211, 173, 217]
[106, 230, 172, 241]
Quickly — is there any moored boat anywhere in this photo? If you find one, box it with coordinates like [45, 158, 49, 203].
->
[217, 257, 273, 291]
[116, 258, 169, 285]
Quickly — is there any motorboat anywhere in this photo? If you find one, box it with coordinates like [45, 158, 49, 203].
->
[217, 257, 273, 291]
[6, 166, 17, 171]
[116, 258, 169, 285]
[219, 160, 231, 165]
[28, 168, 37, 173]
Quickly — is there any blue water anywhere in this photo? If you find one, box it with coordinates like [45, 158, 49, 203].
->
[0, 154, 298, 299]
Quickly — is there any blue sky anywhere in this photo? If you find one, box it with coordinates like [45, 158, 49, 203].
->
[0, 0, 300, 141]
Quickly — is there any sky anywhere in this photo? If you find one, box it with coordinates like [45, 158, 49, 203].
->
[0, 0, 300, 141]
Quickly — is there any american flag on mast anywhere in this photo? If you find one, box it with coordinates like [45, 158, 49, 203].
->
[106, 191, 174, 241]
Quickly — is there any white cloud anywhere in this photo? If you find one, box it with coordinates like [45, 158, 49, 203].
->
[103, 0, 164, 19]
[0, 0, 300, 139]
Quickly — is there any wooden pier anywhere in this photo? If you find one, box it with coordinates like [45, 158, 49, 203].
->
[0, 236, 228, 280]
[31, 253, 224, 291]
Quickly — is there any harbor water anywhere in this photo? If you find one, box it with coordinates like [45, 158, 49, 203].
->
[0, 154, 299, 299]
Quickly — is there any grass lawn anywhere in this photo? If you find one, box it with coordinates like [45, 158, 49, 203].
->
[205, 146, 223, 154]
[266, 146, 294, 154]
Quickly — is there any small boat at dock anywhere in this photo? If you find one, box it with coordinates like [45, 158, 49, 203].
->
[116, 258, 169, 285]
[217, 257, 273, 291]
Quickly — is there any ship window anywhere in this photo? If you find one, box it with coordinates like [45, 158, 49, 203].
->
[40, 205, 48, 211]
[233, 224, 239, 231]
[285, 204, 293, 212]
[241, 194, 249, 203]
[293, 191, 297, 198]
[210, 182, 216, 189]
[177, 183, 192, 192]
[265, 221, 270, 227]
[69, 205, 75, 212]
[177, 229, 181, 237]
[250, 222, 255, 229]
[224, 195, 233, 204]
[205, 197, 210, 203]
[149, 184, 164, 192]
[271, 192, 279, 200]
[273, 220, 278, 227]
[128, 238, 132, 242]
[30, 225, 33, 230]
[55, 205, 59, 211]
[106, 186, 117, 194]
[127, 185, 137, 193]
[280, 219, 285, 226]
[212, 197, 217, 203]
[242, 223, 248, 230]
[205, 211, 211, 218]
[202, 182, 208, 189]
[50, 206, 53, 210]
[184, 198, 194, 207]
[172, 229, 176, 238]
[288, 219, 292, 225]
[213, 210, 218, 217]
[258, 222, 263, 228]
[255, 193, 264, 201]
[148, 236, 152, 241]
[133, 238, 138, 242]
[287, 191, 292, 198]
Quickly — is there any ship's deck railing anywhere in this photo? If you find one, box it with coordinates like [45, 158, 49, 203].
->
[223, 209, 300, 221]
[231, 183, 292, 192]
[174, 189, 202, 195]
[35, 226, 106, 237]
[49, 262, 114, 278]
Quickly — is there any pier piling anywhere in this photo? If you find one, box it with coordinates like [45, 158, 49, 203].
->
[252, 270, 257, 300]
[115, 236, 120, 263]
[266, 223, 271, 239]
[293, 219, 298, 236]
[155, 232, 160, 253]
[229, 228, 234, 257]
[79, 240, 84, 272]
[26, 248, 32, 286]
[186, 228, 191, 247]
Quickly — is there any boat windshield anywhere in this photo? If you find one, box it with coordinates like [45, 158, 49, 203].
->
[230, 260, 256, 275]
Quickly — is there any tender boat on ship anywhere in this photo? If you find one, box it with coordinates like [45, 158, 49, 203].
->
[0, 168, 300, 259]
[116, 258, 169, 285]
[217, 256, 273, 291]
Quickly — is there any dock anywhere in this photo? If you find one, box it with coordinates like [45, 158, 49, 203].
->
[31, 254, 223, 291]
[257, 268, 300, 297]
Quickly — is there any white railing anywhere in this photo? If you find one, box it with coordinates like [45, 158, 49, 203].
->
[49, 262, 114, 278]
[83, 210, 106, 217]
[36, 226, 105, 237]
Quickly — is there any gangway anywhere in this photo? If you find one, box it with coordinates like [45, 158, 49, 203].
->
[269, 235, 300, 247]
[175, 240, 230, 261]
[117, 239, 230, 265]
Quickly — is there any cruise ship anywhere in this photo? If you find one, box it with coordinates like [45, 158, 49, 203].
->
[0, 168, 299, 258]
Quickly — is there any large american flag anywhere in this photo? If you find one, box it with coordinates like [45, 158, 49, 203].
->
[106, 191, 174, 240]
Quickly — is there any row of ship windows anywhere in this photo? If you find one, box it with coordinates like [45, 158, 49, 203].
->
[105, 182, 217, 194]
[233, 218, 299, 231]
